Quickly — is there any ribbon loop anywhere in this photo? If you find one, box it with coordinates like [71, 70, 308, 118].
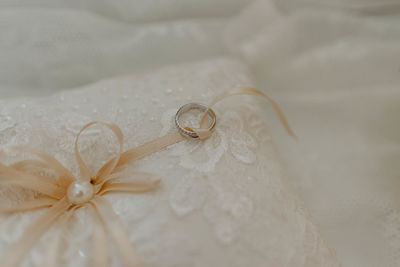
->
[75, 121, 124, 183]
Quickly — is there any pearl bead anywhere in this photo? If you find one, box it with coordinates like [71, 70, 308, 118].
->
[67, 181, 94, 205]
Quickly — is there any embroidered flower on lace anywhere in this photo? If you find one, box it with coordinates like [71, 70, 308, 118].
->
[169, 170, 254, 245]
[203, 179, 254, 245]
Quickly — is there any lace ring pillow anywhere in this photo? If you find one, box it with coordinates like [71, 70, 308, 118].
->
[0, 59, 339, 267]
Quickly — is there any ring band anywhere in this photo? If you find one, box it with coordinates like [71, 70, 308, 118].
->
[175, 103, 216, 139]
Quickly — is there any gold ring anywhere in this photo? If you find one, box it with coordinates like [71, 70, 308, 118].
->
[175, 103, 216, 139]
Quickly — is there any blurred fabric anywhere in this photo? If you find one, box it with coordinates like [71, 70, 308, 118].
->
[0, 0, 399, 266]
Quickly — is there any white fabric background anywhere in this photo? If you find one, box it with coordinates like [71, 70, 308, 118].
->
[0, 0, 399, 266]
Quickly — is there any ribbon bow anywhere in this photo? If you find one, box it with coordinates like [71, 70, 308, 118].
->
[0, 121, 179, 267]
[0, 87, 295, 267]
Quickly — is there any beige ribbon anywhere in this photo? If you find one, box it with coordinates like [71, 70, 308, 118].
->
[0, 87, 294, 267]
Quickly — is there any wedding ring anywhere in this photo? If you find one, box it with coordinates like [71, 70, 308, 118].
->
[175, 103, 216, 139]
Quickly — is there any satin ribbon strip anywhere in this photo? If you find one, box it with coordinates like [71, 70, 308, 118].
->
[43, 206, 77, 267]
[200, 87, 296, 138]
[2, 198, 71, 267]
[90, 203, 109, 267]
[92, 197, 143, 267]
[0, 87, 294, 267]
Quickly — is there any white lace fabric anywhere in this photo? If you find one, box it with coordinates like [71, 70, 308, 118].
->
[0, 59, 339, 266]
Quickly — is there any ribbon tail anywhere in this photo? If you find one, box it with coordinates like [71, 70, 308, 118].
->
[1, 198, 71, 267]
[200, 87, 297, 138]
[91, 197, 142, 267]
[42, 207, 75, 267]
[76, 121, 124, 183]
[89, 204, 109, 267]
[11, 159, 49, 173]
[0, 176, 64, 199]
[0, 162, 65, 199]
[0, 198, 56, 213]
[12, 147, 75, 187]
[100, 180, 161, 195]
[98, 171, 161, 188]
